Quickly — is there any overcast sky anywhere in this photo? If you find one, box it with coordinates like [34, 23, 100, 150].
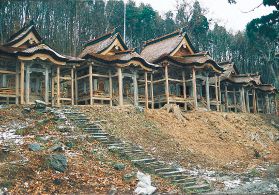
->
[133, 0, 276, 33]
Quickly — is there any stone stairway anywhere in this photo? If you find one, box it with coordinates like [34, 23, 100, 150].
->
[64, 108, 211, 194]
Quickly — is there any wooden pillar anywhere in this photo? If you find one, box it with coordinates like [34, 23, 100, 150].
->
[266, 94, 270, 114]
[253, 88, 257, 113]
[192, 68, 197, 110]
[205, 73, 210, 110]
[246, 89, 250, 113]
[57, 66, 60, 106]
[109, 69, 113, 107]
[261, 96, 264, 113]
[75, 70, 78, 105]
[118, 68, 123, 106]
[45, 67, 49, 103]
[165, 65, 169, 104]
[145, 71, 148, 109]
[242, 86, 246, 113]
[274, 94, 278, 114]
[71, 67, 74, 106]
[225, 84, 228, 112]
[151, 73, 154, 109]
[215, 73, 219, 111]
[15, 63, 19, 105]
[89, 64, 93, 105]
[51, 67, 54, 105]
[25, 65, 30, 103]
[233, 87, 237, 113]
[182, 70, 187, 111]
[133, 71, 138, 106]
[218, 76, 221, 111]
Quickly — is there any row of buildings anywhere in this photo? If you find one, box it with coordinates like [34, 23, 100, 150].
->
[0, 20, 277, 114]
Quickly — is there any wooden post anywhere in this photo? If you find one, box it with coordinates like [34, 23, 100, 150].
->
[151, 73, 154, 109]
[45, 67, 49, 103]
[118, 68, 123, 106]
[75, 70, 78, 105]
[57, 66, 60, 106]
[242, 86, 246, 113]
[246, 89, 250, 113]
[205, 73, 210, 110]
[145, 71, 148, 109]
[25, 65, 30, 103]
[274, 93, 278, 114]
[165, 65, 169, 104]
[133, 71, 138, 106]
[51, 67, 54, 105]
[218, 76, 221, 111]
[192, 68, 197, 110]
[253, 88, 257, 113]
[109, 69, 113, 107]
[15, 63, 19, 105]
[261, 96, 264, 113]
[71, 67, 74, 106]
[266, 94, 270, 114]
[89, 64, 93, 105]
[182, 70, 187, 111]
[233, 87, 237, 113]
[225, 83, 228, 112]
[215, 73, 219, 111]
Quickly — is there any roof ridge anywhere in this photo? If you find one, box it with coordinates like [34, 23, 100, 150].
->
[84, 28, 118, 48]
[143, 29, 182, 47]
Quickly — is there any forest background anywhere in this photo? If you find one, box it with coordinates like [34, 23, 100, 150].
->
[0, 0, 278, 87]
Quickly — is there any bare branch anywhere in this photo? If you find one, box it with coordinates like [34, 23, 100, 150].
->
[240, 3, 263, 13]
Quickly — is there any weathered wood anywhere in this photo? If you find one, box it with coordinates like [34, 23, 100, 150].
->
[165, 65, 169, 104]
[109, 69, 112, 107]
[145, 71, 148, 109]
[92, 73, 109, 78]
[60, 76, 71, 80]
[218, 76, 221, 111]
[0, 70, 16, 74]
[192, 68, 197, 110]
[168, 78, 184, 83]
[151, 73, 154, 109]
[152, 78, 166, 84]
[205, 73, 210, 110]
[89, 65, 93, 105]
[118, 68, 123, 106]
[71, 68, 74, 106]
[75, 70, 78, 105]
[215, 74, 219, 111]
[76, 74, 89, 81]
[51, 67, 54, 105]
[253, 88, 257, 113]
[26, 65, 30, 103]
[133, 71, 138, 106]
[225, 84, 228, 112]
[233, 87, 237, 113]
[274, 94, 278, 114]
[15, 63, 19, 104]
[57, 66, 60, 106]
[266, 94, 270, 114]
[45, 67, 49, 103]
[242, 86, 246, 113]
[182, 70, 187, 111]
[246, 89, 250, 113]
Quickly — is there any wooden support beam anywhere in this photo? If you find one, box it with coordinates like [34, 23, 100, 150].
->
[51, 67, 54, 105]
[165, 65, 169, 104]
[168, 78, 184, 83]
[60, 76, 72, 80]
[182, 70, 187, 111]
[0, 70, 16, 74]
[242, 86, 246, 113]
[218, 76, 221, 111]
[71, 68, 74, 106]
[205, 73, 210, 110]
[76, 74, 89, 81]
[133, 71, 138, 106]
[152, 78, 166, 84]
[145, 71, 148, 109]
[57, 66, 60, 106]
[261, 96, 264, 113]
[109, 69, 112, 107]
[266, 94, 270, 114]
[15, 63, 19, 105]
[274, 94, 278, 114]
[118, 68, 123, 106]
[75, 70, 78, 105]
[193, 68, 197, 110]
[151, 73, 154, 109]
[233, 87, 237, 113]
[225, 84, 228, 112]
[25, 65, 30, 103]
[215, 74, 219, 111]
[45, 67, 49, 103]
[89, 65, 93, 105]
[246, 89, 250, 113]
[253, 88, 257, 113]
[92, 73, 109, 78]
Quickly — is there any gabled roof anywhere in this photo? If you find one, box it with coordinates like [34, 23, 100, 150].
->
[83, 50, 159, 71]
[3, 20, 43, 47]
[140, 27, 197, 63]
[78, 28, 128, 58]
[17, 43, 84, 65]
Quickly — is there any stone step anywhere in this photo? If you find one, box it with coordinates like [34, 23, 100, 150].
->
[177, 182, 196, 187]
[92, 136, 108, 141]
[129, 154, 154, 160]
[163, 174, 190, 181]
[119, 150, 145, 155]
[157, 170, 184, 177]
[89, 133, 109, 136]
[131, 158, 157, 164]
[183, 184, 210, 193]
[172, 177, 196, 184]
[154, 168, 177, 173]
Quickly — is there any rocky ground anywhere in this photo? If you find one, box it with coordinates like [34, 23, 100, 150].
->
[0, 104, 278, 194]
